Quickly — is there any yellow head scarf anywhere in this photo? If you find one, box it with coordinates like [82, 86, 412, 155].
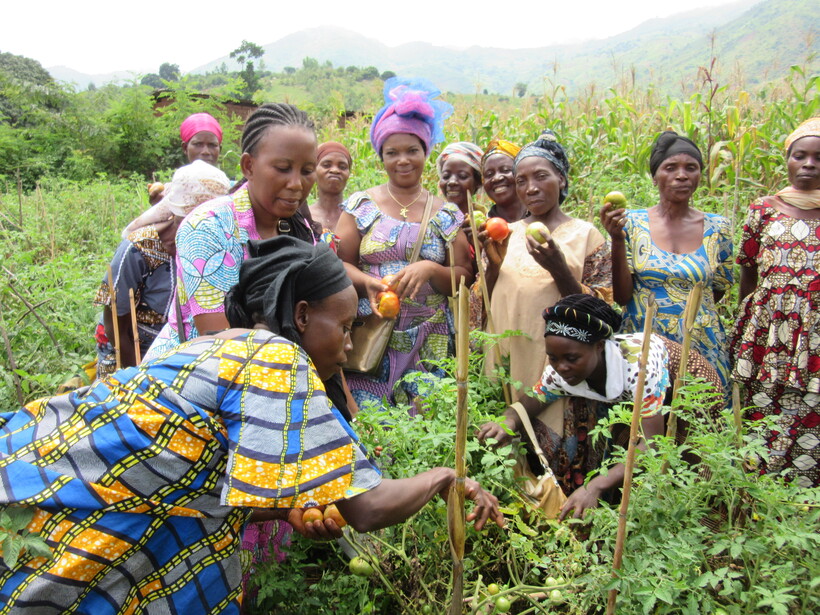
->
[777, 117, 820, 210]
[481, 139, 521, 168]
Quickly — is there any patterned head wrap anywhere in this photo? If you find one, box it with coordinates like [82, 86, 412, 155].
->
[370, 77, 453, 157]
[158, 160, 230, 217]
[649, 131, 702, 176]
[481, 139, 521, 168]
[436, 142, 484, 177]
[180, 113, 223, 144]
[224, 236, 352, 344]
[785, 117, 820, 153]
[514, 130, 570, 204]
[317, 141, 352, 166]
[542, 294, 620, 344]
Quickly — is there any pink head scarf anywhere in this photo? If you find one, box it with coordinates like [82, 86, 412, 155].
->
[180, 113, 223, 144]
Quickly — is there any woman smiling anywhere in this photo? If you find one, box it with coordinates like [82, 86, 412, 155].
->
[336, 78, 474, 407]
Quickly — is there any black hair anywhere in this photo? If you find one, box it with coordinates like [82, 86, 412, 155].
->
[552, 294, 622, 333]
[241, 103, 315, 155]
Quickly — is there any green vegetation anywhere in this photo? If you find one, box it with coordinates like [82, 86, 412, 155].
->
[0, 42, 818, 612]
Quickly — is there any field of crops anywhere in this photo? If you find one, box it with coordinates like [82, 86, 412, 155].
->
[1, 63, 818, 613]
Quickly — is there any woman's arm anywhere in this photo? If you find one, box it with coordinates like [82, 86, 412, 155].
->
[336, 211, 387, 313]
[525, 235, 583, 297]
[738, 265, 758, 305]
[599, 202, 633, 305]
[476, 393, 547, 446]
[393, 230, 474, 300]
[477, 224, 508, 298]
[559, 412, 664, 520]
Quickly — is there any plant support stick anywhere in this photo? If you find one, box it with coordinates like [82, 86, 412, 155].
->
[129, 288, 141, 365]
[606, 297, 656, 615]
[108, 266, 121, 371]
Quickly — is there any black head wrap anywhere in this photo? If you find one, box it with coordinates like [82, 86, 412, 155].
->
[542, 294, 621, 344]
[649, 131, 703, 177]
[224, 236, 351, 344]
[513, 130, 570, 204]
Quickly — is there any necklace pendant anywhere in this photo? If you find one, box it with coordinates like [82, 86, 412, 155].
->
[400, 206, 409, 219]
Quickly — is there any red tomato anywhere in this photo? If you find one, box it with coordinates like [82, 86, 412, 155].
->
[376, 291, 400, 318]
[485, 217, 510, 242]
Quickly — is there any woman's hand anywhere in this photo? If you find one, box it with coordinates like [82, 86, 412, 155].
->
[600, 201, 627, 242]
[558, 484, 602, 521]
[392, 261, 436, 301]
[439, 478, 506, 530]
[476, 420, 515, 447]
[288, 507, 345, 541]
[364, 276, 389, 315]
[478, 224, 508, 267]
[525, 235, 569, 273]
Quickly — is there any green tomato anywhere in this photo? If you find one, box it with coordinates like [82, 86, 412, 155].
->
[421, 604, 433, 615]
[549, 589, 564, 604]
[545, 576, 558, 587]
[714, 609, 728, 615]
[603, 190, 627, 207]
[349, 556, 374, 577]
[487, 583, 501, 596]
[471, 210, 487, 227]
[526, 221, 551, 243]
[495, 596, 511, 613]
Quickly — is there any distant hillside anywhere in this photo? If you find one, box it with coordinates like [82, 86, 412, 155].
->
[47, 66, 136, 90]
[50, 0, 816, 95]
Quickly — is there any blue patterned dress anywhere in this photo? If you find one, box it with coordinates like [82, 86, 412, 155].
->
[0, 330, 380, 614]
[621, 209, 733, 388]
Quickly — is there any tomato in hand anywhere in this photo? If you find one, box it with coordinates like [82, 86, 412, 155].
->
[376, 290, 400, 318]
[323, 504, 346, 528]
[302, 507, 323, 524]
[485, 217, 510, 242]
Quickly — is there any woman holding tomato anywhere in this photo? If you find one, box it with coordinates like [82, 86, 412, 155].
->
[336, 77, 474, 408]
[481, 130, 612, 395]
[481, 139, 527, 222]
[0, 237, 503, 614]
[599, 131, 733, 389]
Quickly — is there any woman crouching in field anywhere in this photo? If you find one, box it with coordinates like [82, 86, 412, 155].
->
[478, 294, 723, 519]
[0, 237, 502, 614]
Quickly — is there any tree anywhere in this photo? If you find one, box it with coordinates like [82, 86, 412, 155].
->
[381, 71, 396, 81]
[230, 41, 265, 96]
[359, 66, 379, 81]
[284, 67, 296, 75]
[159, 63, 180, 82]
[515, 82, 528, 98]
[140, 74, 164, 89]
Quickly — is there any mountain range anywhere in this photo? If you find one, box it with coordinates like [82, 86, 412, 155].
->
[48, 0, 817, 95]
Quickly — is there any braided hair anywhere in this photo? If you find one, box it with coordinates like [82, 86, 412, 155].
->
[543, 294, 621, 344]
[238, 103, 317, 242]
[241, 103, 315, 155]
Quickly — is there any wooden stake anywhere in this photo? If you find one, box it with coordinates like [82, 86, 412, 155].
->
[661, 282, 703, 473]
[732, 382, 742, 448]
[129, 288, 141, 364]
[447, 279, 469, 615]
[107, 266, 122, 370]
[606, 298, 656, 615]
[465, 192, 511, 405]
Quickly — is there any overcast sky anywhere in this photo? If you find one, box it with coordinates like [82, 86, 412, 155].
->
[6, 0, 748, 74]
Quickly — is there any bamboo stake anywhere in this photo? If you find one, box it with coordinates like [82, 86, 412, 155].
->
[465, 192, 511, 405]
[732, 382, 742, 448]
[16, 168, 22, 227]
[447, 279, 469, 615]
[129, 289, 141, 364]
[606, 298, 657, 615]
[107, 266, 122, 370]
[660, 282, 704, 474]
